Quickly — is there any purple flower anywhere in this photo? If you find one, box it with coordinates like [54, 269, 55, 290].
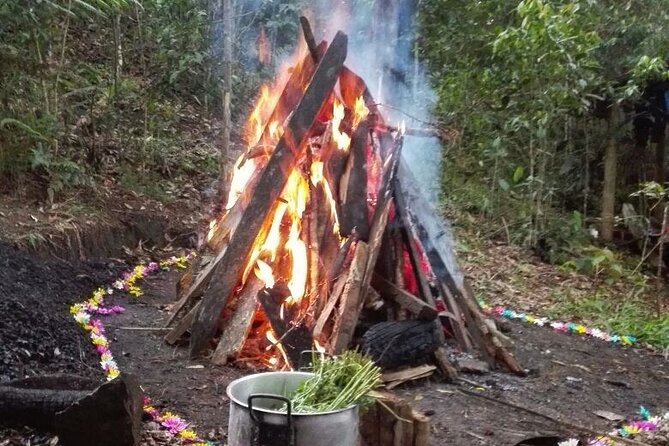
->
[161, 416, 188, 433]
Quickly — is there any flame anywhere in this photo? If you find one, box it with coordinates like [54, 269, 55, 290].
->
[352, 96, 369, 128]
[225, 155, 258, 210]
[285, 221, 307, 303]
[248, 85, 270, 145]
[266, 329, 290, 368]
[254, 259, 275, 289]
[268, 120, 283, 143]
[332, 99, 351, 151]
[264, 202, 287, 260]
[310, 161, 341, 238]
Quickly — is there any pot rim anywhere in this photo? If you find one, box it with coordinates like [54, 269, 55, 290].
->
[226, 371, 357, 416]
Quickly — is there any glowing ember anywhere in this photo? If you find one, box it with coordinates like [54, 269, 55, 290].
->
[332, 99, 351, 151]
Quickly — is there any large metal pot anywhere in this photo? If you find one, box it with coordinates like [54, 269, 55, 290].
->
[226, 371, 359, 446]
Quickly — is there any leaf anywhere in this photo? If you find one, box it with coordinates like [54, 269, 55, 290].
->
[512, 166, 525, 183]
[498, 179, 511, 191]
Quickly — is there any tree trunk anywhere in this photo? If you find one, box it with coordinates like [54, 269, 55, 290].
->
[219, 0, 233, 202]
[655, 122, 666, 186]
[601, 103, 620, 243]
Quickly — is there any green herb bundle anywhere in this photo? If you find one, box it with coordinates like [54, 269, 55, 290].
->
[289, 351, 380, 413]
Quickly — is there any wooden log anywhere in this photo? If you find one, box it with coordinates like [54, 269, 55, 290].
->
[393, 178, 470, 351]
[331, 241, 369, 353]
[189, 32, 348, 357]
[340, 120, 370, 239]
[381, 365, 437, 390]
[358, 134, 404, 312]
[55, 374, 143, 446]
[165, 302, 199, 345]
[395, 159, 522, 373]
[257, 281, 313, 369]
[411, 410, 430, 446]
[363, 391, 415, 446]
[211, 276, 264, 365]
[371, 274, 437, 321]
[396, 403, 414, 446]
[433, 346, 458, 381]
[0, 386, 89, 429]
[0, 374, 142, 446]
[313, 268, 348, 343]
[166, 251, 220, 327]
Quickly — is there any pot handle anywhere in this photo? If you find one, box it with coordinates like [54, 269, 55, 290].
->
[298, 350, 333, 371]
[247, 394, 292, 427]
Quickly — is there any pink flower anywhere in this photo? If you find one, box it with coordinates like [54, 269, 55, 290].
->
[161, 415, 188, 433]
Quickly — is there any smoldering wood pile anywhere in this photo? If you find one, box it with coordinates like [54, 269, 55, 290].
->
[164, 18, 523, 379]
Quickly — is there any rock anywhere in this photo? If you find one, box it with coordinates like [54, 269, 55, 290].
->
[456, 358, 490, 374]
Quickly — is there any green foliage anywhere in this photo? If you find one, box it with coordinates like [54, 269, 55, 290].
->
[550, 291, 669, 348]
[421, 0, 669, 245]
[560, 246, 624, 282]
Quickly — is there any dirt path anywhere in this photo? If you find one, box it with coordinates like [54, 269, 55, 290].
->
[109, 271, 668, 445]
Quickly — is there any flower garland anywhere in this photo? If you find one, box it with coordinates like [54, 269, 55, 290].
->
[70, 253, 213, 446]
[558, 406, 669, 445]
[478, 301, 637, 346]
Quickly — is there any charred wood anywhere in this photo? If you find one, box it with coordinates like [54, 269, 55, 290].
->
[371, 274, 438, 321]
[340, 120, 370, 239]
[189, 32, 348, 357]
[257, 281, 313, 369]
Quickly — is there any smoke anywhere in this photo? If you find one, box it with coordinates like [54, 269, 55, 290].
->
[303, 0, 442, 201]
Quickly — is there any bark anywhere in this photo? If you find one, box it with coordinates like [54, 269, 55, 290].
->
[219, 0, 233, 201]
[601, 103, 620, 242]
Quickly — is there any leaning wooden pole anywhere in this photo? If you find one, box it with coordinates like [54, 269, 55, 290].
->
[189, 32, 349, 357]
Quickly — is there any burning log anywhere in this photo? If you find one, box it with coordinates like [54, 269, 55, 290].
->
[256, 280, 313, 369]
[189, 32, 349, 357]
[331, 241, 369, 353]
[340, 119, 370, 239]
[211, 276, 265, 365]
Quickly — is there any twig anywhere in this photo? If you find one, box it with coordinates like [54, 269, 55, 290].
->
[457, 388, 651, 446]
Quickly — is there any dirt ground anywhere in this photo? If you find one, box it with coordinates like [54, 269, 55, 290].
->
[0, 243, 667, 445]
[111, 272, 668, 445]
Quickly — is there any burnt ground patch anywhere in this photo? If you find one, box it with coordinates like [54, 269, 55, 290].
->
[0, 243, 122, 382]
